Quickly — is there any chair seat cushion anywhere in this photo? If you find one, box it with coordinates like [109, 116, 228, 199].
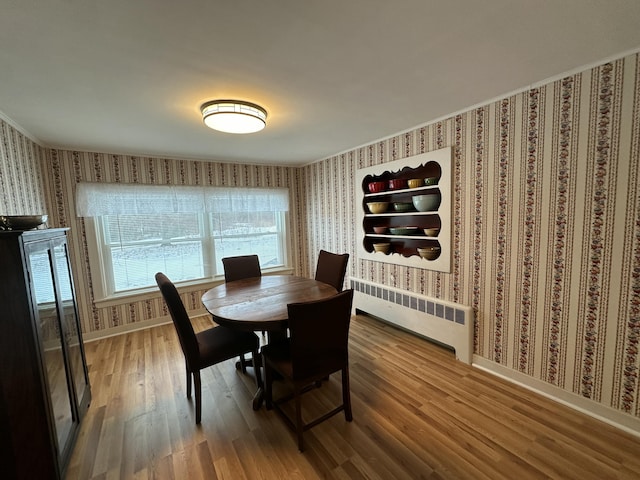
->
[263, 339, 344, 381]
[262, 339, 294, 378]
[196, 326, 258, 368]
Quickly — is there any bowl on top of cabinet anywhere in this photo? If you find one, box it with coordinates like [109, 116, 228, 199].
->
[0, 215, 48, 231]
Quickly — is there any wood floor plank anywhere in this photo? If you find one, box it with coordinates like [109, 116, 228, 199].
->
[66, 313, 640, 479]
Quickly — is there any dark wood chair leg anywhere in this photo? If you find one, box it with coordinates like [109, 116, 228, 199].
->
[342, 367, 353, 421]
[295, 385, 304, 452]
[186, 364, 192, 399]
[239, 354, 248, 373]
[265, 358, 273, 410]
[194, 371, 202, 424]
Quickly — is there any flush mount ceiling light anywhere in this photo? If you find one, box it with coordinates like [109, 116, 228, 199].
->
[200, 100, 267, 134]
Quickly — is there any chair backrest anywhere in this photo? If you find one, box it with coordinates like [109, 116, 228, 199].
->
[286, 289, 354, 380]
[222, 255, 262, 283]
[314, 250, 349, 292]
[155, 272, 199, 368]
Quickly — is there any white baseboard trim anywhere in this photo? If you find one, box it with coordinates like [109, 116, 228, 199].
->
[82, 308, 209, 343]
[473, 356, 640, 438]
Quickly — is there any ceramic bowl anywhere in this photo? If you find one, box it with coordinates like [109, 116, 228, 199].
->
[412, 194, 440, 212]
[417, 246, 441, 260]
[373, 226, 388, 234]
[407, 178, 423, 189]
[366, 202, 389, 214]
[424, 177, 439, 186]
[392, 202, 414, 212]
[389, 226, 420, 236]
[388, 178, 408, 190]
[373, 243, 391, 254]
[423, 227, 440, 237]
[0, 215, 48, 231]
[367, 181, 386, 193]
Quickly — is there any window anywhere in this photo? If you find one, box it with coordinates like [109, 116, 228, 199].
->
[210, 210, 285, 271]
[76, 183, 289, 299]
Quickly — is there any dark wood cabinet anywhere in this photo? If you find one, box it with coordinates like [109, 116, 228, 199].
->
[0, 228, 90, 480]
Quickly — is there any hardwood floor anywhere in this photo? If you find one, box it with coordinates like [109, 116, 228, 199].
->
[66, 314, 640, 479]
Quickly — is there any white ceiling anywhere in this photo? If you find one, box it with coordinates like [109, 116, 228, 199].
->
[1, 1, 640, 166]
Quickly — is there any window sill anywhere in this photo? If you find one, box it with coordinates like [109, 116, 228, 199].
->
[92, 266, 295, 309]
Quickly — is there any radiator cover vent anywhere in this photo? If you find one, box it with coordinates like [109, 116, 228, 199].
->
[350, 277, 474, 364]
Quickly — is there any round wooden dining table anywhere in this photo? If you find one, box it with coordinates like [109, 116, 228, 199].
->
[201, 275, 338, 409]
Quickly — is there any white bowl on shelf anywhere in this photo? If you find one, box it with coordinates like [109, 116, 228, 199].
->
[412, 194, 440, 212]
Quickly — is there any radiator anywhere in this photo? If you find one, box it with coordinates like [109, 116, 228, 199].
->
[350, 277, 474, 364]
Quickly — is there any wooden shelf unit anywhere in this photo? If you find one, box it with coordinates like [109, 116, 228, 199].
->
[356, 147, 452, 272]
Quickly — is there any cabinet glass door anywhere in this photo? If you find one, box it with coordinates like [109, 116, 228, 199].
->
[53, 242, 89, 408]
[27, 245, 74, 454]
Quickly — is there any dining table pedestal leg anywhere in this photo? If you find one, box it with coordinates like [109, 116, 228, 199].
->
[234, 352, 265, 410]
[236, 330, 286, 410]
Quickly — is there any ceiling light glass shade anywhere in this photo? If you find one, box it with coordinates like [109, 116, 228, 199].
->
[200, 100, 267, 134]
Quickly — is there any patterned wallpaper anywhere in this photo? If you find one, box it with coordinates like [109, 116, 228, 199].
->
[1, 52, 639, 423]
[302, 53, 640, 419]
[0, 119, 47, 216]
[37, 150, 307, 338]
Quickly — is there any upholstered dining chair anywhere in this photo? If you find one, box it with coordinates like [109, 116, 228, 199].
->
[222, 254, 261, 283]
[262, 289, 354, 452]
[314, 250, 349, 292]
[155, 272, 261, 424]
[222, 254, 264, 355]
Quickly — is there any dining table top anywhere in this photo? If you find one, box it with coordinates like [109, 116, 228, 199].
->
[201, 275, 337, 332]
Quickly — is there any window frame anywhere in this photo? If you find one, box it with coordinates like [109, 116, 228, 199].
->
[84, 209, 291, 307]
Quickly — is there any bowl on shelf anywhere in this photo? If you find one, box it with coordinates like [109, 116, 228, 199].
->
[388, 178, 408, 190]
[0, 215, 48, 231]
[373, 226, 388, 234]
[389, 226, 420, 236]
[372, 242, 391, 254]
[407, 178, 423, 189]
[424, 176, 439, 186]
[392, 202, 414, 212]
[423, 227, 440, 237]
[417, 246, 441, 260]
[366, 202, 389, 214]
[412, 193, 440, 212]
[367, 181, 386, 193]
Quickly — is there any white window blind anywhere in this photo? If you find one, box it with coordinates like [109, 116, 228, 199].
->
[75, 182, 289, 216]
